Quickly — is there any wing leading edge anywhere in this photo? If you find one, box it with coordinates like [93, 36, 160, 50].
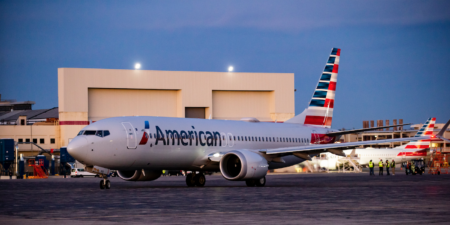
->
[264, 136, 432, 155]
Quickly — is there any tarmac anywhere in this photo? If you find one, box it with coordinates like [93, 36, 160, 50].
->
[0, 170, 449, 224]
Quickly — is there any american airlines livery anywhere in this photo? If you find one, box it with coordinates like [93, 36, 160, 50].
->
[342, 117, 443, 165]
[67, 48, 447, 189]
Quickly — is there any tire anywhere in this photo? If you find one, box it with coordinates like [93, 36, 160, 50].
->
[194, 174, 206, 187]
[186, 173, 195, 187]
[438, 171, 440, 175]
[80, 175, 83, 178]
[255, 177, 266, 187]
[100, 180, 105, 189]
[245, 180, 256, 187]
[105, 180, 111, 189]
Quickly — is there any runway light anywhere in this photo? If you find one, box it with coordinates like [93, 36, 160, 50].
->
[228, 66, 234, 72]
[134, 63, 141, 70]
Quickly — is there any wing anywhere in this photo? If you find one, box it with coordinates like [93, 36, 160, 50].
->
[436, 119, 450, 142]
[326, 123, 411, 136]
[264, 136, 431, 155]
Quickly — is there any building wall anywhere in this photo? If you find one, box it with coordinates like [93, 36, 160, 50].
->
[0, 124, 58, 153]
[88, 89, 179, 121]
[212, 91, 273, 121]
[58, 68, 295, 147]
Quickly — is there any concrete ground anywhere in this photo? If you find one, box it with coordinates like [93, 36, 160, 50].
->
[0, 170, 449, 225]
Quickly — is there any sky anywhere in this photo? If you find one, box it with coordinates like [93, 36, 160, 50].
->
[1, 0, 449, 129]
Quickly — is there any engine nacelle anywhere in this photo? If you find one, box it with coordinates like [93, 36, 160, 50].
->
[117, 169, 161, 181]
[220, 150, 269, 181]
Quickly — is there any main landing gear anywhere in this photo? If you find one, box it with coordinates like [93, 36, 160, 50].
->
[245, 176, 266, 187]
[186, 172, 206, 187]
[100, 178, 111, 189]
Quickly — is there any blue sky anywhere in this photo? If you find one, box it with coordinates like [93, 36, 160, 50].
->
[1, 0, 449, 129]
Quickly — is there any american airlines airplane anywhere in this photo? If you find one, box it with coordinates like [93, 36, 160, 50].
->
[67, 48, 445, 189]
[341, 117, 440, 165]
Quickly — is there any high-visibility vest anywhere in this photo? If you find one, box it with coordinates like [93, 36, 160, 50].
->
[386, 162, 390, 168]
[369, 162, 374, 168]
[379, 162, 383, 167]
[391, 162, 395, 167]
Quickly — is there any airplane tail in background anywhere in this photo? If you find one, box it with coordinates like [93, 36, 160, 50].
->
[285, 48, 340, 128]
[397, 117, 435, 150]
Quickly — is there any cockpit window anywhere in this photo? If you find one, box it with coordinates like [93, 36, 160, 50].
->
[84, 130, 96, 135]
[96, 131, 103, 137]
[77, 130, 84, 136]
[103, 130, 110, 137]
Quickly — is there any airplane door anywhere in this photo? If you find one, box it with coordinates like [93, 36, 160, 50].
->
[311, 130, 319, 144]
[122, 122, 137, 149]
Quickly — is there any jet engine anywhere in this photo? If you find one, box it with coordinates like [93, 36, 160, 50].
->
[219, 150, 269, 181]
[117, 169, 161, 181]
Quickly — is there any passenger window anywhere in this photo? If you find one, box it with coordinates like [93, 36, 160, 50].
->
[96, 131, 103, 137]
[245, 137, 247, 141]
[149, 133, 152, 139]
[84, 130, 96, 135]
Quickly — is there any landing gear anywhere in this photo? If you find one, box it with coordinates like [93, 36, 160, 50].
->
[186, 173, 196, 187]
[185, 172, 206, 187]
[194, 173, 206, 187]
[255, 177, 266, 187]
[100, 178, 110, 189]
[245, 176, 266, 187]
[245, 180, 256, 187]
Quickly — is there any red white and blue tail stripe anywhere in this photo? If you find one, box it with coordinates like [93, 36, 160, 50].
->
[403, 117, 435, 149]
[139, 121, 150, 145]
[286, 48, 340, 128]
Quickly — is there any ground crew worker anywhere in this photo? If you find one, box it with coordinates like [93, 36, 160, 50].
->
[391, 160, 396, 175]
[369, 160, 374, 176]
[379, 159, 384, 176]
[9, 169, 13, 179]
[386, 160, 390, 175]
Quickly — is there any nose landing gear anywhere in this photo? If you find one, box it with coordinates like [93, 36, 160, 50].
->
[100, 178, 111, 189]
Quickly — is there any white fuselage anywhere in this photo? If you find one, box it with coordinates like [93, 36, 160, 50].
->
[68, 116, 334, 171]
[343, 148, 427, 165]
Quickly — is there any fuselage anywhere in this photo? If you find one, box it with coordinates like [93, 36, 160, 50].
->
[343, 148, 427, 165]
[67, 116, 338, 171]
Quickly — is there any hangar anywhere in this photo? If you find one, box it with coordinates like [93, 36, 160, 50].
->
[58, 68, 295, 148]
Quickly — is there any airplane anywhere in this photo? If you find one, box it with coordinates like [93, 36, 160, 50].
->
[339, 117, 442, 165]
[67, 48, 444, 189]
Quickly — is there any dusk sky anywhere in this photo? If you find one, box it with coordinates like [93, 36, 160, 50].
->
[1, 0, 449, 129]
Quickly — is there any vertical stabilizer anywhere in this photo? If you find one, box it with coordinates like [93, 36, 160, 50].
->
[286, 48, 340, 128]
[395, 118, 435, 150]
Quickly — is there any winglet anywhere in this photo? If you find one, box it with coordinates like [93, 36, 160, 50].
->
[436, 119, 450, 139]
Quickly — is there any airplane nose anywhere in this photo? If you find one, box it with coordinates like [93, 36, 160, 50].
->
[67, 137, 88, 161]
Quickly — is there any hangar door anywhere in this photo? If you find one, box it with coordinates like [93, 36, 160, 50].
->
[212, 91, 272, 121]
[88, 89, 178, 121]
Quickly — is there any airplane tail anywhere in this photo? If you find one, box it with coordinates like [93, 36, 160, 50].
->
[285, 48, 340, 128]
[397, 117, 435, 149]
